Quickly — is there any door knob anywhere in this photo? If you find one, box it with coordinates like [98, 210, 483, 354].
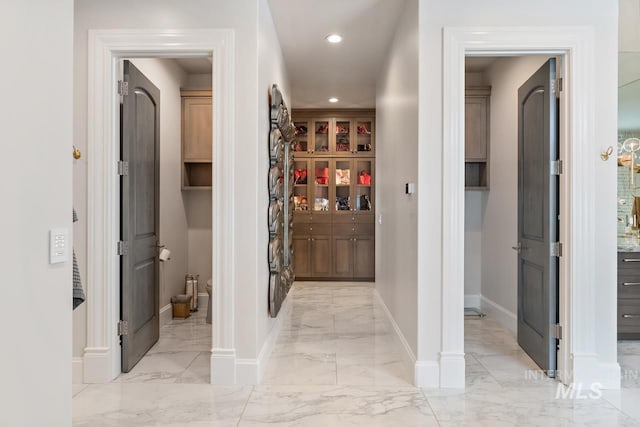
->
[511, 243, 522, 253]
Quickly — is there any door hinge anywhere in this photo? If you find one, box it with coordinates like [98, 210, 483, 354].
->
[117, 160, 129, 176]
[117, 320, 129, 336]
[552, 78, 563, 98]
[551, 241, 563, 257]
[551, 160, 563, 176]
[550, 323, 563, 340]
[117, 240, 129, 256]
[118, 80, 129, 96]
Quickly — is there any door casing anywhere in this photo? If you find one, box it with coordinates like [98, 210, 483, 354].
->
[84, 29, 236, 384]
[434, 27, 619, 389]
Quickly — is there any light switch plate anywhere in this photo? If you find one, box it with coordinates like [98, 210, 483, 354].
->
[50, 228, 69, 264]
[406, 182, 415, 194]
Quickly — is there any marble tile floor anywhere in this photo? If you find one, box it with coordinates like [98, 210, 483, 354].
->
[115, 306, 212, 384]
[73, 282, 640, 426]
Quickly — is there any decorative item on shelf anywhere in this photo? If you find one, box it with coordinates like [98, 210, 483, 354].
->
[357, 124, 371, 135]
[357, 194, 372, 211]
[316, 123, 329, 134]
[357, 143, 373, 152]
[294, 195, 308, 211]
[315, 167, 329, 185]
[314, 197, 330, 211]
[336, 196, 350, 211]
[268, 84, 295, 318]
[336, 124, 349, 134]
[336, 136, 350, 152]
[336, 169, 351, 185]
[357, 170, 371, 185]
[294, 168, 307, 184]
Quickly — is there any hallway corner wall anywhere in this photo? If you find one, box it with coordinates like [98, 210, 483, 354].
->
[255, 0, 291, 377]
[375, 0, 420, 360]
[2, 0, 73, 423]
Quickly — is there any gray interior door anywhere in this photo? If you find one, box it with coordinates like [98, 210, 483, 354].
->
[121, 60, 161, 373]
[517, 58, 559, 376]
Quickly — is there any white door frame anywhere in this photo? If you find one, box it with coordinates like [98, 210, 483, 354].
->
[82, 29, 236, 383]
[441, 27, 618, 388]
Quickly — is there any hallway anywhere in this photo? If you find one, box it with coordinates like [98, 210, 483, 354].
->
[72, 283, 640, 426]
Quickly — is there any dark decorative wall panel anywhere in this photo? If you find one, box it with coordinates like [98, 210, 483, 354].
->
[268, 85, 295, 317]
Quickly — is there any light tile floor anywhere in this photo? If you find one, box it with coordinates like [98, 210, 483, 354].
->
[73, 282, 640, 426]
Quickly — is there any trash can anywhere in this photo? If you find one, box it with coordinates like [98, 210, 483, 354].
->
[171, 294, 192, 319]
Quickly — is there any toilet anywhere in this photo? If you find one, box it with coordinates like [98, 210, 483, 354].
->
[206, 279, 212, 324]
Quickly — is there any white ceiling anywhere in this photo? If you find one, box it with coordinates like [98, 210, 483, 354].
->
[269, 0, 406, 108]
[173, 57, 212, 74]
[465, 57, 499, 73]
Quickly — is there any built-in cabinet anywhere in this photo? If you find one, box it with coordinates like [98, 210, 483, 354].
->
[181, 90, 212, 190]
[292, 110, 375, 281]
[617, 252, 640, 340]
[465, 86, 491, 190]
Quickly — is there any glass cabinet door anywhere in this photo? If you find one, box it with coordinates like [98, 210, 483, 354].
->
[355, 159, 374, 212]
[313, 120, 330, 154]
[312, 159, 330, 212]
[335, 119, 351, 154]
[292, 159, 309, 212]
[293, 121, 310, 155]
[334, 159, 353, 214]
[354, 119, 374, 155]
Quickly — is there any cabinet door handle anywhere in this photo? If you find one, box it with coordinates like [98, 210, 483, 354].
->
[307, 238, 311, 242]
[623, 258, 640, 262]
[622, 314, 640, 318]
[622, 282, 640, 286]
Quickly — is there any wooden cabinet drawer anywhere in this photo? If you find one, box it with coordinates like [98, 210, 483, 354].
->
[618, 275, 640, 299]
[309, 223, 331, 235]
[333, 223, 356, 235]
[355, 223, 374, 236]
[618, 252, 640, 271]
[293, 223, 310, 235]
[618, 299, 640, 334]
[333, 214, 356, 224]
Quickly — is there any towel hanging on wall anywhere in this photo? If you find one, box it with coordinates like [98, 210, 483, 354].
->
[73, 209, 85, 310]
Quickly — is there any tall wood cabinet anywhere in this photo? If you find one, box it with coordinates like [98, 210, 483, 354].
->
[181, 90, 212, 190]
[292, 110, 375, 281]
[465, 86, 491, 190]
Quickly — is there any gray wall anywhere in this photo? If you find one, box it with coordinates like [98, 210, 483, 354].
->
[2, 0, 73, 423]
[375, 0, 419, 355]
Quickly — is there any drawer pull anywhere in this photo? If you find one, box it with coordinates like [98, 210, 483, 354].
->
[623, 282, 640, 286]
[622, 314, 640, 318]
[623, 258, 640, 262]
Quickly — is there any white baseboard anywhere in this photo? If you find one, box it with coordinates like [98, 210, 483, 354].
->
[571, 353, 621, 390]
[72, 357, 84, 384]
[373, 289, 417, 385]
[212, 291, 289, 385]
[415, 360, 440, 388]
[481, 295, 517, 335]
[83, 347, 117, 383]
[160, 303, 172, 327]
[464, 294, 481, 309]
[439, 351, 465, 388]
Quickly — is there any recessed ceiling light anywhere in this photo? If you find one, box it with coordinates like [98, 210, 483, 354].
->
[328, 97, 339, 103]
[326, 34, 343, 44]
